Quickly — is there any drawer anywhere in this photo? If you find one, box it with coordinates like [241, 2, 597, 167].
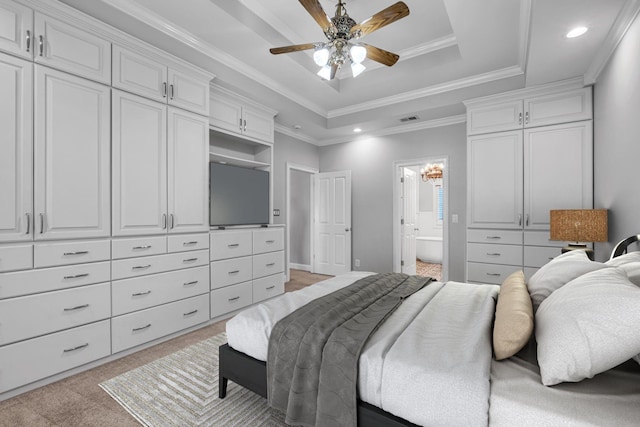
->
[253, 273, 285, 303]
[210, 256, 252, 289]
[111, 294, 209, 353]
[0, 261, 111, 299]
[0, 244, 33, 273]
[112, 265, 209, 316]
[253, 251, 284, 279]
[168, 233, 209, 253]
[0, 320, 111, 393]
[210, 231, 252, 261]
[524, 246, 562, 268]
[253, 228, 284, 254]
[467, 262, 521, 285]
[467, 229, 523, 245]
[111, 250, 208, 280]
[34, 240, 110, 268]
[112, 236, 167, 260]
[467, 243, 522, 265]
[0, 283, 111, 345]
[523, 231, 566, 248]
[210, 281, 253, 318]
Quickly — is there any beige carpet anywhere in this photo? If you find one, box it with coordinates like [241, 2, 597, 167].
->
[100, 332, 285, 427]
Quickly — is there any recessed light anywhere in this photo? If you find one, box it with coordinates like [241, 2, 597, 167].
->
[353, 128, 362, 133]
[566, 26, 588, 38]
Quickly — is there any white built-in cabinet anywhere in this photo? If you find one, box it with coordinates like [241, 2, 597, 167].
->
[465, 84, 593, 284]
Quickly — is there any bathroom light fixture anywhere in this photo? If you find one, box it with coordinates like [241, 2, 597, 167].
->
[566, 26, 588, 38]
[420, 163, 444, 186]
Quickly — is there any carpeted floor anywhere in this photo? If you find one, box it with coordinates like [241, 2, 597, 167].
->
[0, 269, 330, 427]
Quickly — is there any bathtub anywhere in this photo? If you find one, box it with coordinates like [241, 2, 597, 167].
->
[416, 236, 443, 264]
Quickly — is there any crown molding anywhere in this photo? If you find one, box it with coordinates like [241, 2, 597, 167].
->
[584, 0, 640, 84]
[275, 123, 319, 145]
[518, 0, 533, 72]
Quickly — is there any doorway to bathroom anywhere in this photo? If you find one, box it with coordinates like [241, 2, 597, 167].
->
[392, 158, 448, 281]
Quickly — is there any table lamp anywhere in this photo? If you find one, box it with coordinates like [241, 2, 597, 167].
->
[549, 209, 608, 260]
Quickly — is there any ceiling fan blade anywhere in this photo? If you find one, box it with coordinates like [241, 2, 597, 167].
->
[351, 1, 410, 37]
[299, 0, 333, 31]
[270, 43, 317, 54]
[364, 44, 400, 66]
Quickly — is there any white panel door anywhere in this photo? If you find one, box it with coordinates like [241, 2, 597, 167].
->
[467, 130, 523, 229]
[209, 95, 242, 136]
[34, 65, 111, 240]
[401, 168, 417, 275]
[167, 107, 209, 234]
[112, 90, 168, 236]
[0, 0, 32, 59]
[242, 105, 274, 143]
[168, 68, 210, 116]
[313, 171, 352, 275]
[0, 54, 32, 242]
[524, 121, 593, 230]
[112, 45, 167, 103]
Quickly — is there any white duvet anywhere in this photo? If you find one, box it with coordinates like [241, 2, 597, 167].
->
[226, 272, 499, 426]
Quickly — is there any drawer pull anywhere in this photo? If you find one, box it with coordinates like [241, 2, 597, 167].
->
[228, 296, 240, 302]
[486, 253, 501, 256]
[132, 264, 152, 270]
[486, 273, 501, 277]
[133, 323, 152, 332]
[184, 280, 198, 286]
[133, 245, 152, 250]
[183, 241, 198, 246]
[266, 263, 276, 267]
[63, 251, 89, 256]
[485, 236, 501, 240]
[63, 273, 89, 279]
[183, 309, 198, 316]
[183, 258, 198, 263]
[228, 270, 240, 275]
[266, 240, 275, 244]
[63, 343, 89, 353]
[266, 286, 276, 290]
[63, 304, 89, 311]
[132, 290, 151, 297]
[228, 243, 240, 248]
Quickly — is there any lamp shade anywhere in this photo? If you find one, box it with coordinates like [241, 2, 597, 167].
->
[550, 209, 608, 242]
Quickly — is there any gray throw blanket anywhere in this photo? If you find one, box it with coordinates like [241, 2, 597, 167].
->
[267, 272, 432, 427]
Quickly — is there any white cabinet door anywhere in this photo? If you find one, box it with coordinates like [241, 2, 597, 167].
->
[0, 54, 32, 242]
[467, 100, 523, 135]
[112, 45, 167, 103]
[209, 94, 242, 135]
[467, 130, 523, 229]
[112, 90, 168, 236]
[168, 68, 210, 116]
[167, 107, 209, 233]
[34, 66, 110, 240]
[34, 13, 111, 84]
[524, 88, 592, 128]
[0, 0, 32, 59]
[524, 121, 593, 230]
[243, 104, 275, 143]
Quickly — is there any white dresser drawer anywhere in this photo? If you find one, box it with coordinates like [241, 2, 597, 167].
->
[524, 246, 561, 268]
[112, 250, 208, 280]
[210, 281, 253, 318]
[467, 229, 523, 245]
[210, 230, 253, 261]
[112, 265, 209, 316]
[253, 251, 284, 279]
[111, 294, 209, 353]
[0, 320, 111, 393]
[112, 236, 167, 260]
[253, 273, 284, 303]
[168, 233, 209, 253]
[210, 256, 253, 289]
[0, 283, 111, 345]
[253, 228, 284, 254]
[0, 261, 111, 299]
[34, 240, 110, 268]
[467, 262, 521, 285]
[0, 244, 33, 273]
[523, 231, 566, 248]
[467, 243, 522, 265]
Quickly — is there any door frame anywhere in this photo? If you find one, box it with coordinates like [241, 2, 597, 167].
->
[392, 157, 449, 281]
[285, 162, 318, 282]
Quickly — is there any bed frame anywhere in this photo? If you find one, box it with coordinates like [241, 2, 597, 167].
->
[218, 343, 419, 427]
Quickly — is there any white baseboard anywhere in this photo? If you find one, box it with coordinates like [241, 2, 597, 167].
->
[290, 262, 311, 272]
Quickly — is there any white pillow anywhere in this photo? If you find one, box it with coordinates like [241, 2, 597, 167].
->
[536, 267, 640, 386]
[527, 250, 607, 310]
[605, 251, 640, 267]
[618, 262, 640, 287]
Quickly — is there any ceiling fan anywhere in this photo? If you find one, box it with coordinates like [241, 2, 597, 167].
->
[270, 0, 410, 80]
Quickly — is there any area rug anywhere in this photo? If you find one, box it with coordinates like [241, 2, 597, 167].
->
[100, 333, 286, 426]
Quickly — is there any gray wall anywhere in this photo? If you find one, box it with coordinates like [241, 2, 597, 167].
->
[290, 169, 312, 265]
[593, 12, 640, 261]
[318, 124, 467, 280]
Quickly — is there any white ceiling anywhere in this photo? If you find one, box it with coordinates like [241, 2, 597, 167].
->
[58, 0, 637, 145]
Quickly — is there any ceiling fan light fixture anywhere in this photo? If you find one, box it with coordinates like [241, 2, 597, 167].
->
[313, 46, 331, 66]
[349, 44, 367, 64]
[351, 62, 366, 77]
[317, 65, 332, 80]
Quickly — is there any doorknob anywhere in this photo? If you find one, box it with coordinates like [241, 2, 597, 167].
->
[345, 228, 350, 232]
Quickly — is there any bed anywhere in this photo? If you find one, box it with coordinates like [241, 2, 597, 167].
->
[218, 245, 640, 426]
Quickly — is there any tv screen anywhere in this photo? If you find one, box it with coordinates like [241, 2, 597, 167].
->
[209, 163, 270, 226]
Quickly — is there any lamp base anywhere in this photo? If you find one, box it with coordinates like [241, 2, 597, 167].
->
[561, 244, 594, 261]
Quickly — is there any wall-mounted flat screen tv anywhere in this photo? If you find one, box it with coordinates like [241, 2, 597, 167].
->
[209, 162, 270, 226]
